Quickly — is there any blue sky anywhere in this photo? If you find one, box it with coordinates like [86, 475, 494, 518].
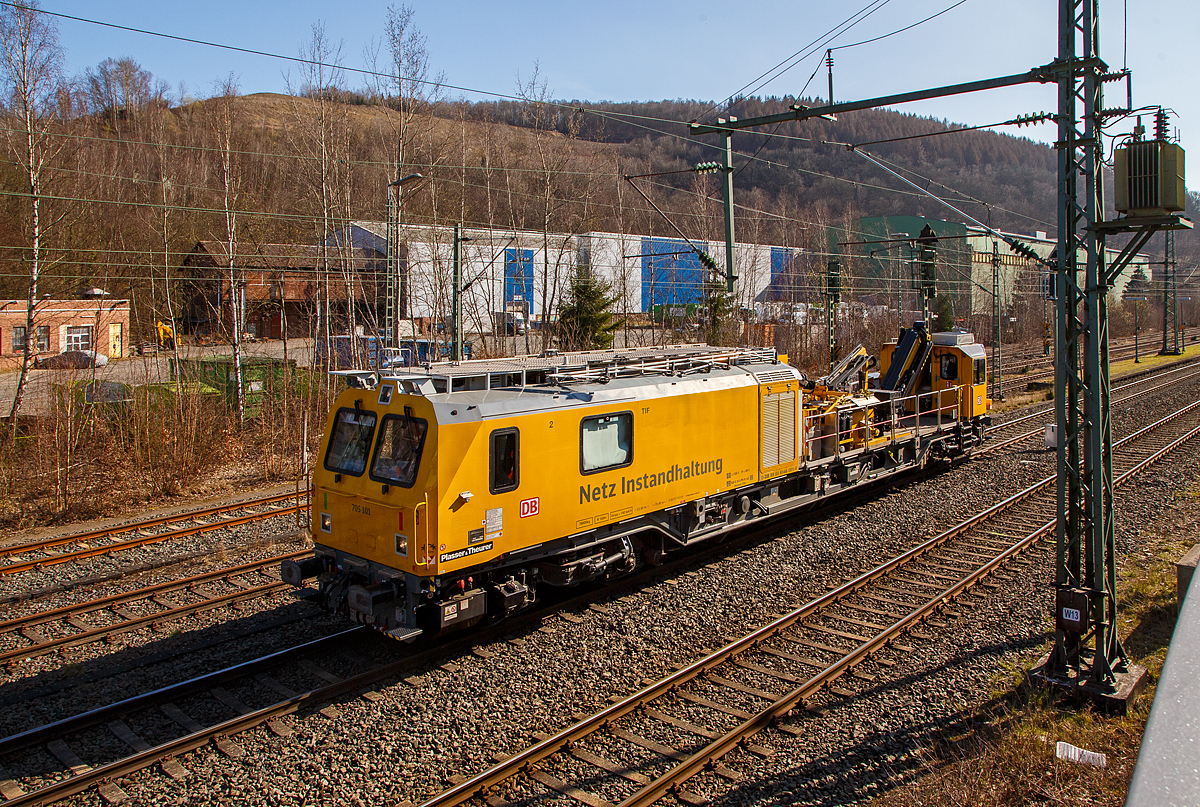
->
[44, 0, 1200, 188]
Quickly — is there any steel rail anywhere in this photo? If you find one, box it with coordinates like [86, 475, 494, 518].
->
[416, 396, 1200, 807]
[0, 556, 708, 807]
[996, 329, 1184, 380]
[0, 627, 364, 758]
[416, 462, 1073, 807]
[0, 503, 305, 577]
[996, 328, 1191, 372]
[0, 625, 482, 807]
[979, 364, 1200, 456]
[1001, 343, 1194, 392]
[0, 552, 306, 634]
[0, 581, 295, 665]
[0, 456, 956, 806]
[10, 393, 1198, 806]
[620, 406, 1200, 807]
[0, 491, 304, 561]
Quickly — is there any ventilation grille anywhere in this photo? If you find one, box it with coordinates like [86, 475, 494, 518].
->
[761, 391, 796, 468]
[753, 369, 799, 384]
[1126, 142, 1162, 210]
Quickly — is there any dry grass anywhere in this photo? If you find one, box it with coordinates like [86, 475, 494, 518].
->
[0, 367, 334, 530]
[990, 387, 1053, 414]
[871, 492, 1198, 807]
[1108, 341, 1200, 378]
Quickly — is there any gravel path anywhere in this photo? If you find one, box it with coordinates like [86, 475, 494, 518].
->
[29, 374, 1199, 807]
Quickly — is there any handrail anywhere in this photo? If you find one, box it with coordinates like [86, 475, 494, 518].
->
[801, 384, 965, 460]
[414, 494, 431, 569]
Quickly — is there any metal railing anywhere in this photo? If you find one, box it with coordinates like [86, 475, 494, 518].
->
[802, 385, 963, 462]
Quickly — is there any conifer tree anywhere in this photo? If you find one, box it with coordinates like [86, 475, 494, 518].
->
[702, 270, 736, 346]
[556, 265, 621, 351]
[933, 294, 955, 332]
[1122, 265, 1151, 301]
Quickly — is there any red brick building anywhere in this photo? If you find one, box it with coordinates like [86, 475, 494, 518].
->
[0, 297, 131, 370]
[180, 241, 381, 339]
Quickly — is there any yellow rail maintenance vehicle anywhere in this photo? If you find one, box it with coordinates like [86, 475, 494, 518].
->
[283, 331, 990, 641]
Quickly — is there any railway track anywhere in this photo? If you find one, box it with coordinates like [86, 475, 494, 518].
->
[0, 563, 690, 805]
[1, 370, 1194, 804]
[979, 354, 1200, 455]
[0, 491, 307, 579]
[413, 397, 1200, 807]
[0, 552, 308, 666]
[998, 327, 1191, 370]
[997, 330, 1193, 394]
[0, 448, 990, 803]
[1, 340, 1185, 584]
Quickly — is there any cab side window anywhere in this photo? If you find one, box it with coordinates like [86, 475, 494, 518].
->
[489, 428, 520, 493]
[974, 358, 987, 385]
[581, 412, 633, 473]
[939, 354, 958, 381]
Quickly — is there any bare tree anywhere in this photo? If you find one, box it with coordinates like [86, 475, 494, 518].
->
[516, 65, 583, 350]
[209, 74, 247, 426]
[287, 23, 353, 373]
[1, 0, 65, 428]
[366, 6, 444, 343]
[367, 3, 441, 172]
[85, 56, 166, 130]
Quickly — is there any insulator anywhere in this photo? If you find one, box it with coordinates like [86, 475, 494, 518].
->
[1154, 107, 1169, 141]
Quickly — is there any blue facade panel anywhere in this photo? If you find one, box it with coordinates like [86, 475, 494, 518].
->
[641, 238, 703, 311]
[768, 246, 795, 297]
[505, 248, 534, 304]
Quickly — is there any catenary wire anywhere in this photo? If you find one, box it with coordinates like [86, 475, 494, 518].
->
[0, 4, 1104, 294]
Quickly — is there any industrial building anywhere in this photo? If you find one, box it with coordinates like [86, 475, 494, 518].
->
[173, 218, 1152, 344]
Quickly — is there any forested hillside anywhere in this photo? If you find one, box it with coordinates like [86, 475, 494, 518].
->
[456, 96, 1063, 234]
[1, 57, 1196, 333]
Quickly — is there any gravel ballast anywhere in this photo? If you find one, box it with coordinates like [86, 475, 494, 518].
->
[18, 374, 1198, 807]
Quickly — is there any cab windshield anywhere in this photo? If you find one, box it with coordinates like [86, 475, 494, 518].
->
[370, 414, 428, 487]
[324, 408, 377, 475]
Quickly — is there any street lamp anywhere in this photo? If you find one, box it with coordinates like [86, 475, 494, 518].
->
[386, 172, 425, 348]
[1126, 296, 1147, 362]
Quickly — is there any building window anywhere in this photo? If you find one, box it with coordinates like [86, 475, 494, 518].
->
[580, 412, 633, 473]
[36, 325, 49, 352]
[12, 326, 26, 353]
[66, 325, 93, 352]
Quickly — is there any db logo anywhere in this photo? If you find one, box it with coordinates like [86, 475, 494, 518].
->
[520, 497, 540, 518]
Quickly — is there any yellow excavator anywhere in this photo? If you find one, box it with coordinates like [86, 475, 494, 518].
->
[156, 321, 176, 350]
